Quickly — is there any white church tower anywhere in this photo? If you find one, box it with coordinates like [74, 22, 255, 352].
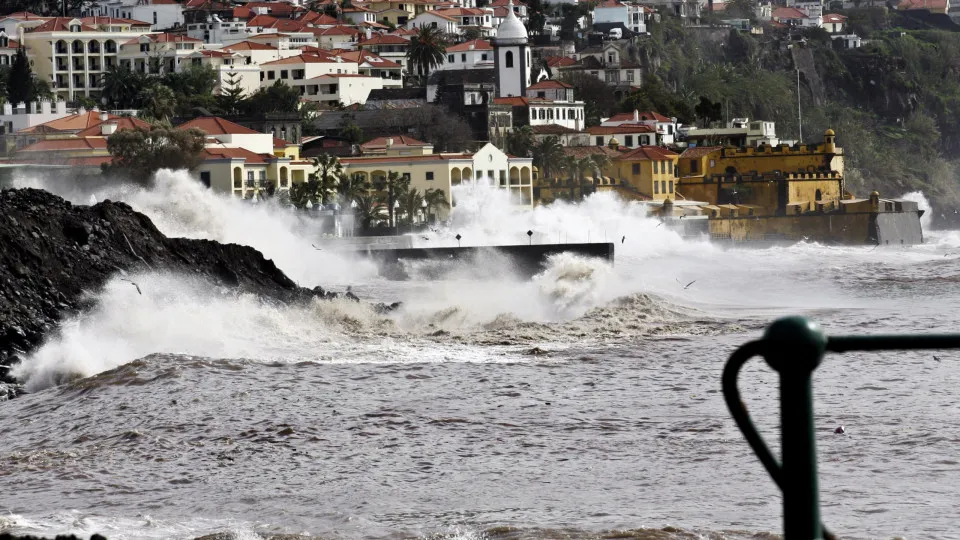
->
[493, 0, 531, 98]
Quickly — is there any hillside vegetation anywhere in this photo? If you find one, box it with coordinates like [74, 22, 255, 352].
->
[613, 11, 960, 225]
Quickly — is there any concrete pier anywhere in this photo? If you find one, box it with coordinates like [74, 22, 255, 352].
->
[360, 242, 615, 278]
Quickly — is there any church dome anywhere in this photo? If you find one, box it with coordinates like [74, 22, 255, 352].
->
[494, 0, 528, 45]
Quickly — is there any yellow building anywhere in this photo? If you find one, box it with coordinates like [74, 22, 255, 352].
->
[675, 130, 844, 217]
[613, 144, 679, 201]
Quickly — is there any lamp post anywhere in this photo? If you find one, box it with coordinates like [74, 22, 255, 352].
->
[394, 199, 400, 236]
[421, 198, 428, 225]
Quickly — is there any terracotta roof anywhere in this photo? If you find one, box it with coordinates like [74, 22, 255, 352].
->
[596, 0, 625, 7]
[527, 79, 573, 90]
[822, 13, 847, 22]
[545, 56, 577, 67]
[357, 34, 410, 46]
[317, 24, 364, 36]
[19, 111, 121, 133]
[16, 138, 108, 153]
[179, 117, 263, 135]
[532, 124, 581, 135]
[489, 0, 527, 6]
[493, 96, 529, 106]
[202, 147, 270, 163]
[587, 125, 655, 135]
[141, 33, 203, 43]
[606, 110, 672, 123]
[298, 11, 339, 24]
[193, 49, 236, 58]
[897, 0, 947, 9]
[361, 135, 430, 148]
[679, 146, 722, 159]
[27, 17, 97, 32]
[260, 52, 343, 66]
[75, 116, 153, 137]
[341, 153, 473, 164]
[414, 10, 459, 20]
[224, 41, 279, 51]
[0, 12, 42, 19]
[434, 7, 489, 15]
[274, 137, 297, 147]
[338, 49, 402, 68]
[618, 146, 678, 161]
[446, 39, 492, 52]
[772, 6, 808, 19]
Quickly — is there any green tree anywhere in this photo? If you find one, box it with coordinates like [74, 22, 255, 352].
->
[561, 71, 618, 126]
[241, 81, 301, 115]
[104, 125, 206, 182]
[423, 187, 449, 222]
[407, 26, 448, 82]
[372, 170, 410, 227]
[532, 136, 564, 180]
[310, 153, 344, 205]
[352, 193, 386, 229]
[398, 188, 425, 225]
[505, 125, 535, 157]
[338, 116, 364, 145]
[218, 70, 246, 115]
[139, 84, 176, 123]
[100, 65, 148, 109]
[8, 47, 33, 105]
[337, 172, 371, 206]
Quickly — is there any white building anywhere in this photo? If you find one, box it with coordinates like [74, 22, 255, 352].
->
[407, 10, 461, 34]
[179, 116, 275, 153]
[438, 39, 494, 71]
[116, 32, 202, 75]
[822, 13, 847, 33]
[525, 80, 585, 131]
[19, 17, 155, 101]
[602, 110, 678, 144]
[84, 0, 185, 31]
[592, 0, 646, 34]
[300, 74, 384, 105]
[186, 16, 252, 45]
[259, 52, 360, 90]
[0, 32, 19, 67]
[430, 7, 496, 36]
[493, 0, 530, 98]
[0, 100, 71, 135]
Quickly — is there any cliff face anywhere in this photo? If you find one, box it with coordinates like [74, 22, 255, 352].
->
[0, 188, 330, 395]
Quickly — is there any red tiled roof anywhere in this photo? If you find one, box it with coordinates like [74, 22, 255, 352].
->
[357, 34, 410, 46]
[341, 153, 473, 164]
[822, 13, 847, 22]
[447, 39, 492, 52]
[27, 17, 96, 32]
[561, 146, 625, 159]
[587, 125, 655, 135]
[274, 137, 297, 147]
[0, 12, 42, 19]
[19, 111, 121, 133]
[596, 0, 625, 7]
[317, 24, 364, 36]
[545, 56, 577, 67]
[679, 146, 722, 158]
[75, 116, 153, 137]
[338, 49, 402, 68]
[224, 41, 279, 51]
[772, 6, 808, 19]
[179, 117, 262, 135]
[202, 147, 270, 163]
[260, 52, 343, 65]
[493, 96, 529, 106]
[361, 135, 430, 148]
[528, 79, 572, 90]
[618, 146, 678, 161]
[299, 11, 339, 24]
[897, 0, 947, 10]
[16, 138, 109, 153]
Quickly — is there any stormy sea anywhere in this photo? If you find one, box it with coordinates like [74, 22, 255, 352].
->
[2, 171, 958, 540]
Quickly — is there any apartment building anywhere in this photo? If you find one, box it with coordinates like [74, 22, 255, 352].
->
[189, 49, 262, 95]
[116, 33, 202, 75]
[356, 33, 410, 73]
[337, 49, 403, 87]
[20, 17, 155, 101]
[436, 39, 494, 71]
[300, 73, 384, 105]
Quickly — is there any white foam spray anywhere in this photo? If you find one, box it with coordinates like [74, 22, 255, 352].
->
[900, 190, 933, 231]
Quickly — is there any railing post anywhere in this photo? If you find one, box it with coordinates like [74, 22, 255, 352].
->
[762, 316, 826, 540]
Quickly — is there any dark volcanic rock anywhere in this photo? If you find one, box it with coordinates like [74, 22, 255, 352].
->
[0, 188, 331, 385]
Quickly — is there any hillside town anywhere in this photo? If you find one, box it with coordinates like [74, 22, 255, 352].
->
[0, 0, 953, 233]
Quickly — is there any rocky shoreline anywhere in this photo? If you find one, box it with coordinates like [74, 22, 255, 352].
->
[0, 188, 380, 399]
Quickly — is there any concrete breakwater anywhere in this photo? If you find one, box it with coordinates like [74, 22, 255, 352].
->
[359, 242, 616, 278]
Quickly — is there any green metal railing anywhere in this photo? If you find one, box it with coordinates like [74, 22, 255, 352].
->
[723, 316, 960, 540]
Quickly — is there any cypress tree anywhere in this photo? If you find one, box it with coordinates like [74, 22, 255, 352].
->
[8, 46, 33, 105]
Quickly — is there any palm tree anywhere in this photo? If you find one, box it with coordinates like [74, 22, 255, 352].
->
[337, 172, 371, 206]
[590, 153, 612, 178]
[407, 26, 448, 83]
[423, 187, 449, 223]
[505, 125, 535, 157]
[353, 193, 386, 230]
[309, 153, 344, 205]
[372, 171, 410, 227]
[399, 188, 426, 225]
[532, 136, 565, 181]
[138, 85, 176, 123]
[100, 65, 147, 109]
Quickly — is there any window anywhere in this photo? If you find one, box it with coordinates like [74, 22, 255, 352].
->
[626, 70, 634, 82]
[281, 70, 288, 78]
[625, 135, 633, 147]
[709, 159, 716, 168]
[691, 160, 699, 173]
[481, 53, 487, 61]
[461, 53, 466, 62]
[268, 71, 275, 80]
[596, 136, 603, 146]
[426, 171, 434, 180]
[505, 50, 513, 68]
[654, 181, 659, 194]
[153, 11, 157, 24]
[631, 163, 640, 174]
[140, 43, 150, 52]
[669, 180, 674, 193]
[200, 171, 211, 188]
[259, 171, 267, 182]
[537, 91, 545, 98]
[667, 161, 673, 174]
[448, 54, 454, 62]
[653, 161, 659, 174]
